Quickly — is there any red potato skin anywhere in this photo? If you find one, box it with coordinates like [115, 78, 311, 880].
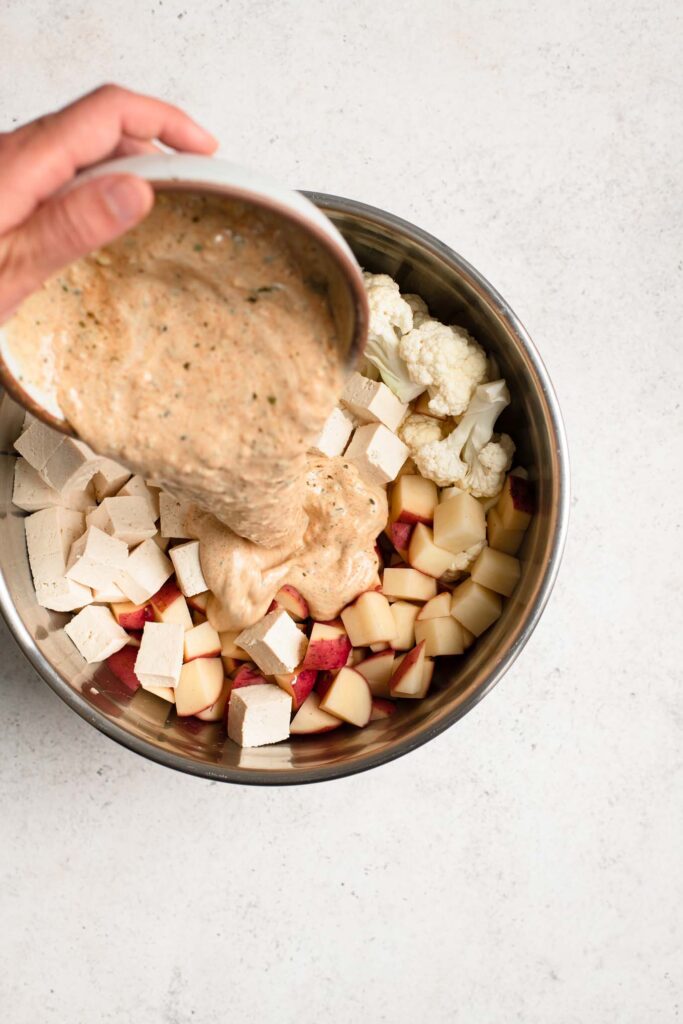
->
[232, 664, 267, 688]
[150, 579, 183, 614]
[302, 634, 352, 671]
[116, 604, 153, 630]
[315, 671, 336, 699]
[509, 475, 536, 514]
[389, 641, 426, 688]
[291, 669, 318, 709]
[106, 646, 142, 693]
[389, 521, 414, 553]
[370, 698, 397, 720]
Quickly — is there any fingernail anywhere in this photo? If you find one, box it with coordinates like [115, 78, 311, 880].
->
[102, 177, 150, 224]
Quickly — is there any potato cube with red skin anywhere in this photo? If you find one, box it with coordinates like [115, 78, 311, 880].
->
[150, 579, 193, 631]
[391, 650, 434, 698]
[433, 492, 486, 555]
[389, 641, 427, 698]
[340, 591, 397, 647]
[450, 579, 502, 636]
[414, 616, 464, 656]
[188, 591, 209, 613]
[272, 584, 309, 621]
[486, 506, 525, 556]
[175, 657, 224, 716]
[370, 698, 397, 721]
[195, 678, 232, 722]
[301, 621, 351, 670]
[388, 521, 414, 559]
[382, 567, 437, 602]
[355, 649, 395, 698]
[462, 626, 476, 649]
[273, 666, 318, 710]
[390, 600, 420, 650]
[390, 475, 439, 525]
[470, 546, 521, 597]
[319, 667, 372, 727]
[111, 600, 154, 630]
[495, 474, 535, 531]
[416, 592, 452, 620]
[231, 663, 268, 692]
[290, 692, 342, 735]
[183, 620, 221, 662]
[408, 523, 458, 578]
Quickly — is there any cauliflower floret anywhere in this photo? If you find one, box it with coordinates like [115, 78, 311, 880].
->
[402, 293, 430, 328]
[440, 539, 486, 583]
[364, 272, 414, 341]
[399, 320, 487, 417]
[413, 381, 513, 496]
[398, 412, 450, 456]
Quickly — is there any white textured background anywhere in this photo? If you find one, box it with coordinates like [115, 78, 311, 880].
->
[1, 2, 681, 1022]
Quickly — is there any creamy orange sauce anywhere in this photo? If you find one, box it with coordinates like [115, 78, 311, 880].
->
[7, 192, 383, 625]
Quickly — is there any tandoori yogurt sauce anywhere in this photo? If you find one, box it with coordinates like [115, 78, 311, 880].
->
[7, 192, 385, 629]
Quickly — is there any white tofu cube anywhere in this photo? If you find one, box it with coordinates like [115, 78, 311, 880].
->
[310, 406, 355, 458]
[35, 575, 93, 612]
[235, 608, 308, 675]
[159, 492, 194, 539]
[66, 525, 129, 589]
[86, 496, 157, 545]
[13, 420, 64, 471]
[64, 605, 129, 663]
[341, 372, 408, 431]
[92, 458, 130, 501]
[345, 423, 409, 486]
[41, 437, 102, 492]
[117, 474, 160, 521]
[134, 621, 185, 689]
[227, 684, 291, 747]
[169, 540, 207, 597]
[13, 458, 93, 512]
[24, 506, 85, 579]
[92, 580, 127, 603]
[116, 538, 173, 604]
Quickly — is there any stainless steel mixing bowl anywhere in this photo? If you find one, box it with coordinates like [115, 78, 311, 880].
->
[0, 194, 569, 784]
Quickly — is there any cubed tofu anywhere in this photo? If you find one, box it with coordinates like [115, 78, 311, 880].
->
[117, 474, 160, 521]
[116, 538, 173, 605]
[470, 546, 521, 596]
[158, 492, 194, 539]
[134, 621, 185, 689]
[13, 458, 93, 513]
[381, 566, 437, 602]
[414, 615, 464, 656]
[486, 506, 525, 556]
[345, 423, 409, 486]
[91, 458, 130, 501]
[66, 525, 129, 589]
[450, 579, 502, 636]
[35, 575, 93, 612]
[24, 506, 85, 579]
[13, 420, 64, 471]
[340, 372, 408, 432]
[310, 406, 356, 458]
[340, 591, 397, 647]
[169, 540, 208, 597]
[64, 605, 129, 663]
[433, 492, 486, 554]
[235, 608, 308, 676]
[87, 495, 157, 546]
[227, 684, 292, 747]
[92, 581, 127, 604]
[41, 437, 102, 492]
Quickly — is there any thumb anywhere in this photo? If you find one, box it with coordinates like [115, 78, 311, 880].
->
[0, 174, 153, 317]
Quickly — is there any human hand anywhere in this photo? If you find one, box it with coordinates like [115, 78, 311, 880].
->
[0, 84, 217, 321]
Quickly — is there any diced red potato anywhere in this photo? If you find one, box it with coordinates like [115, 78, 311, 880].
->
[408, 523, 457, 578]
[219, 629, 252, 661]
[486, 507, 525, 556]
[370, 697, 397, 721]
[221, 655, 240, 674]
[301, 621, 352, 670]
[111, 600, 153, 630]
[389, 600, 420, 650]
[340, 591, 397, 647]
[416, 591, 452, 620]
[271, 585, 309, 621]
[273, 666, 318, 710]
[414, 615, 464, 656]
[106, 646, 142, 693]
[145, 685, 176, 704]
[290, 692, 343, 735]
[470, 547, 521, 597]
[390, 641, 428, 698]
[495, 474, 535, 531]
[150, 579, 192, 631]
[195, 677, 232, 722]
[462, 626, 476, 649]
[187, 590, 209, 613]
[231, 663, 268, 691]
[390, 475, 439, 525]
[345, 646, 368, 666]
[369, 640, 390, 652]
[191, 608, 207, 627]
[315, 670, 336, 700]
[175, 658, 225, 717]
[388, 521, 414, 558]
[433, 492, 487, 554]
[183, 620, 221, 662]
[355, 649, 396, 698]
[382, 566, 437, 602]
[450, 579, 502, 636]
[319, 667, 372, 727]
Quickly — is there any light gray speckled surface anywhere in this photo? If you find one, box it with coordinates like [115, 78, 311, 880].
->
[1, 2, 681, 1022]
